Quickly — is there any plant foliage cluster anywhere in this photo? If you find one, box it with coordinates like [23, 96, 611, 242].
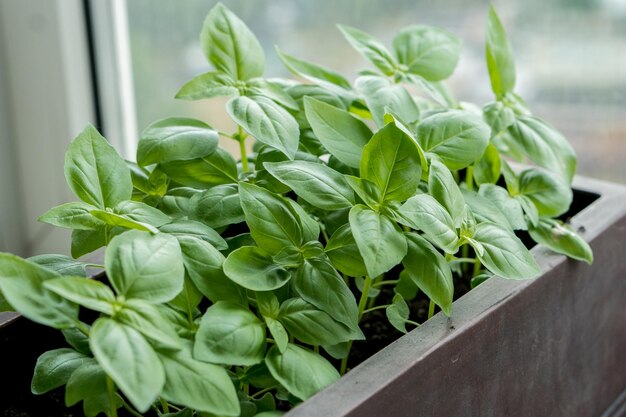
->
[0, 4, 592, 417]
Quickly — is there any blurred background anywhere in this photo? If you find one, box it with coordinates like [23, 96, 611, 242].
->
[0, 0, 625, 256]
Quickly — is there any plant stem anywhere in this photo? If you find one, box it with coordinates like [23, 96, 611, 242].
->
[160, 398, 170, 414]
[372, 279, 399, 288]
[427, 299, 436, 320]
[362, 304, 390, 314]
[250, 385, 280, 399]
[472, 257, 482, 277]
[238, 126, 249, 173]
[466, 166, 474, 191]
[106, 376, 118, 417]
[340, 342, 352, 375]
[120, 397, 144, 417]
[340, 275, 374, 375]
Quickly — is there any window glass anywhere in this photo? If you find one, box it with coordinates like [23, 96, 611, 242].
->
[126, 0, 626, 183]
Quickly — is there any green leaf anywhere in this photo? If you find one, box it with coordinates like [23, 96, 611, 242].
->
[360, 122, 421, 203]
[349, 205, 408, 277]
[137, 117, 218, 166]
[486, 5, 516, 97]
[529, 218, 593, 264]
[265, 317, 289, 354]
[115, 200, 172, 228]
[416, 110, 490, 170]
[44, 277, 115, 315]
[294, 259, 359, 329]
[159, 148, 238, 188]
[287, 202, 320, 243]
[264, 161, 355, 210]
[0, 254, 78, 328]
[470, 222, 540, 279]
[338, 25, 396, 75]
[246, 79, 299, 111]
[392, 25, 461, 81]
[265, 344, 340, 401]
[473, 143, 502, 185]
[227, 95, 299, 159]
[38, 202, 103, 230]
[71, 228, 106, 258]
[65, 360, 120, 417]
[175, 71, 238, 100]
[117, 299, 184, 350]
[90, 318, 164, 412]
[325, 223, 368, 278]
[428, 158, 465, 223]
[105, 231, 185, 303]
[32, 348, 89, 395]
[517, 168, 572, 217]
[90, 209, 158, 234]
[159, 349, 240, 416]
[397, 194, 459, 253]
[168, 275, 203, 318]
[461, 189, 514, 231]
[129, 162, 169, 197]
[238, 182, 303, 253]
[507, 117, 577, 184]
[345, 176, 382, 210]
[276, 47, 352, 94]
[223, 246, 291, 291]
[64, 124, 131, 208]
[29, 254, 87, 277]
[478, 184, 526, 230]
[177, 235, 247, 304]
[386, 294, 410, 333]
[279, 298, 364, 345]
[304, 96, 371, 168]
[403, 233, 454, 316]
[160, 219, 228, 251]
[201, 3, 264, 80]
[355, 76, 420, 128]
[483, 101, 516, 136]
[194, 301, 266, 366]
[190, 184, 244, 229]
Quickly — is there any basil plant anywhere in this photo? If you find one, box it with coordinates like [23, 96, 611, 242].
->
[0, 4, 592, 417]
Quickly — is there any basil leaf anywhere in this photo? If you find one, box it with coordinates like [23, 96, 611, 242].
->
[159, 349, 240, 416]
[264, 161, 355, 210]
[0, 254, 78, 329]
[325, 223, 368, 278]
[239, 182, 303, 253]
[529, 218, 592, 264]
[64, 124, 132, 209]
[137, 117, 218, 166]
[392, 25, 461, 81]
[386, 294, 411, 333]
[32, 348, 89, 395]
[355, 76, 420, 128]
[227, 95, 299, 159]
[246, 79, 299, 111]
[90, 318, 164, 412]
[478, 184, 526, 230]
[29, 254, 87, 277]
[38, 202, 103, 230]
[265, 344, 340, 401]
[345, 176, 382, 210]
[294, 258, 359, 329]
[349, 205, 408, 277]
[265, 317, 289, 354]
[105, 231, 185, 303]
[287, 201, 321, 243]
[397, 194, 459, 253]
[304, 96, 372, 168]
[461, 189, 514, 232]
[175, 71, 238, 100]
[90, 210, 158, 234]
[201, 3, 264, 80]
[160, 219, 227, 250]
[483, 101, 516, 136]
[276, 47, 352, 94]
[160, 148, 238, 188]
[71, 228, 106, 258]
[518, 168, 572, 217]
[403, 233, 454, 316]
[416, 110, 490, 170]
[486, 5, 516, 97]
[361, 122, 422, 203]
[473, 143, 502, 185]
[470, 222, 540, 279]
[194, 301, 266, 366]
[338, 25, 396, 76]
[224, 246, 291, 291]
[190, 184, 244, 229]
[65, 360, 120, 417]
[117, 299, 183, 350]
[44, 277, 115, 315]
[507, 116, 576, 184]
[428, 158, 464, 223]
[114, 200, 172, 228]
[279, 298, 364, 345]
[168, 275, 203, 318]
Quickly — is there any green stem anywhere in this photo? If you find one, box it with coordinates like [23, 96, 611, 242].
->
[466, 166, 474, 191]
[472, 257, 482, 277]
[340, 342, 352, 375]
[159, 398, 170, 414]
[85, 263, 106, 269]
[238, 126, 249, 173]
[427, 299, 436, 320]
[106, 376, 118, 417]
[320, 225, 330, 244]
[340, 275, 374, 375]
[362, 304, 390, 314]
[120, 397, 144, 417]
[372, 279, 399, 288]
[218, 131, 236, 139]
[406, 319, 421, 327]
[250, 385, 280, 399]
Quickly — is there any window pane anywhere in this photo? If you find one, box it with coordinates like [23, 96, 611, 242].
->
[126, 0, 626, 182]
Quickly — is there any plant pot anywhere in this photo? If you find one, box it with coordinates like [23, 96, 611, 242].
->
[1, 176, 625, 416]
[285, 175, 626, 417]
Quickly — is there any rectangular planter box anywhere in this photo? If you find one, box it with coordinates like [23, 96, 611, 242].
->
[286, 175, 626, 417]
[1, 176, 625, 416]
